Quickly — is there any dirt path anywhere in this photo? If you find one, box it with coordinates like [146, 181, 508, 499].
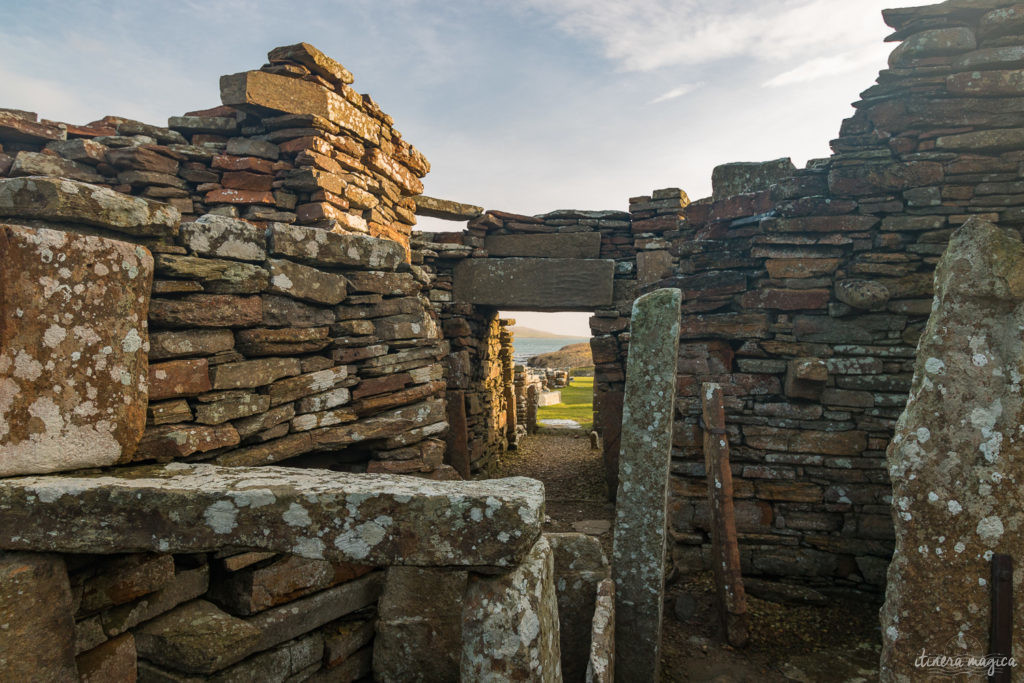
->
[489, 429, 883, 682]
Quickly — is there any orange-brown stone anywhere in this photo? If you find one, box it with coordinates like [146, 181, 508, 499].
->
[0, 224, 153, 475]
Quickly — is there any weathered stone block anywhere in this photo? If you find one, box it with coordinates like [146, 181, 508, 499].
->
[209, 554, 372, 616]
[0, 176, 179, 236]
[267, 257, 347, 305]
[374, 566, 468, 682]
[414, 195, 482, 220]
[453, 258, 614, 310]
[149, 329, 235, 360]
[79, 553, 175, 615]
[881, 218, 1024, 680]
[711, 158, 795, 200]
[485, 232, 601, 259]
[150, 294, 262, 328]
[268, 42, 354, 85]
[268, 221, 404, 270]
[0, 464, 544, 567]
[180, 214, 267, 262]
[76, 632, 136, 683]
[0, 224, 152, 475]
[148, 358, 212, 400]
[221, 70, 380, 143]
[462, 536, 562, 681]
[0, 552, 76, 680]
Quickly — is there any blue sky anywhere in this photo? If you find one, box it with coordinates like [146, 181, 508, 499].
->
[1, 0, 897, 335]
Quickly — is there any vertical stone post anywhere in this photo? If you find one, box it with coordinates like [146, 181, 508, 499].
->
[527, 384, 539, 435]
[701, 382, 749, 648]
[611, 287, 681, 682]
[444, 390, 470, 479]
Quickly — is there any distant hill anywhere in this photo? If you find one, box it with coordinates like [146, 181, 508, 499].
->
[527, 342, 593, 369]
[511, 326, 579, 339]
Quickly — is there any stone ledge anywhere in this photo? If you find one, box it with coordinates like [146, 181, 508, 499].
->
[0, 464, 544, 568]
[0, 176, 180, 237]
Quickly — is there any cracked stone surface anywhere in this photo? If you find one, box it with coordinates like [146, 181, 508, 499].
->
[0, 463, 544, 567]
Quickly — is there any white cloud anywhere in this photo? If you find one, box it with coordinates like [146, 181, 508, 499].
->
[763, 46, 889, 87]
[524, 0, 892, 73]
[650, 81, 703, 103]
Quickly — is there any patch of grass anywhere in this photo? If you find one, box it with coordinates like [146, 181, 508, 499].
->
[537, 376, 594, 430]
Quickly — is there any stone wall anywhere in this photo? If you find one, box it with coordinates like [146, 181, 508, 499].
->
[658, 0, 1024, 590]
[416, 208, 634, 479]
[0, 44, 458, 679]
[419, 0, 1024, 593]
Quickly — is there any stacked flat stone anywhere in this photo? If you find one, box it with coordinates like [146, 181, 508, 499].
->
[0, 44, 458, 679]
[414, 206, 634, 477]
[650, 0, 1024, 589]
[0, 42, 426, 254]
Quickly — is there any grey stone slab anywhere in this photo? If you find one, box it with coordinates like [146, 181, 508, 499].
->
[461, 536, 562, 681]
[485, 233, 601, 259]
[0, 464, 543, 567]
[0, 224, 153, 476]
[880, 218, 1024, 680]
[611, 287, 681, 682]
[548, 533, 609, 682]
[453, 257, 614, 311]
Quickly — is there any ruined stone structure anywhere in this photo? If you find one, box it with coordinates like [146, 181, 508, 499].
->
[420, 0, 1024, 597]
[3, 0, 1024, 677]
[0, 44, 602, 680]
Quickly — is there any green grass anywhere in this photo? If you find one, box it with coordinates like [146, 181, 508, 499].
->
[536, 376, 594, 430]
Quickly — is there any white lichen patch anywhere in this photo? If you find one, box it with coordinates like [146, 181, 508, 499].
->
[204, 500, 238, 534]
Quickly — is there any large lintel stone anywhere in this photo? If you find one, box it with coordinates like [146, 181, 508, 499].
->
[0, 464, 543, 567]
[452, 257, 614, 310]
[485, 232, 602, 259]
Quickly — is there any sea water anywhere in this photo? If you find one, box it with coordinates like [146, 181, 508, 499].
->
[511, 337, 590, 365]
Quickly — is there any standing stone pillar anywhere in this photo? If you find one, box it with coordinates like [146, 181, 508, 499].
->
[445, 390, 470, 479]
[701, 382, 749, 648]
[880, 219, 1024, 680]
[611, 288, 681, 682]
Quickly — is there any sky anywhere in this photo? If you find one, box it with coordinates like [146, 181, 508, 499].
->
[1, 0, 898, 335]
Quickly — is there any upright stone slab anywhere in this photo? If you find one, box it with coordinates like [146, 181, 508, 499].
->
[880, 218, 1024, 681]
[701, 382, 749, 648]
[373, 567, 468, 682]
[452, 258, 615, 310]
[611, 287, 681, 683]
[0, 224, 153, 475]
[461, 535, 563, 682]
[0, 552, 77, 680]
[548, 533, 610, 681]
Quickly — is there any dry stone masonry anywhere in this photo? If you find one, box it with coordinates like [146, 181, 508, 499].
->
[4, 0, 1024, 677]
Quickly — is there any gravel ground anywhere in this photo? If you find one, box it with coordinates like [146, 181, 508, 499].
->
[488, 429, 883, 682]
